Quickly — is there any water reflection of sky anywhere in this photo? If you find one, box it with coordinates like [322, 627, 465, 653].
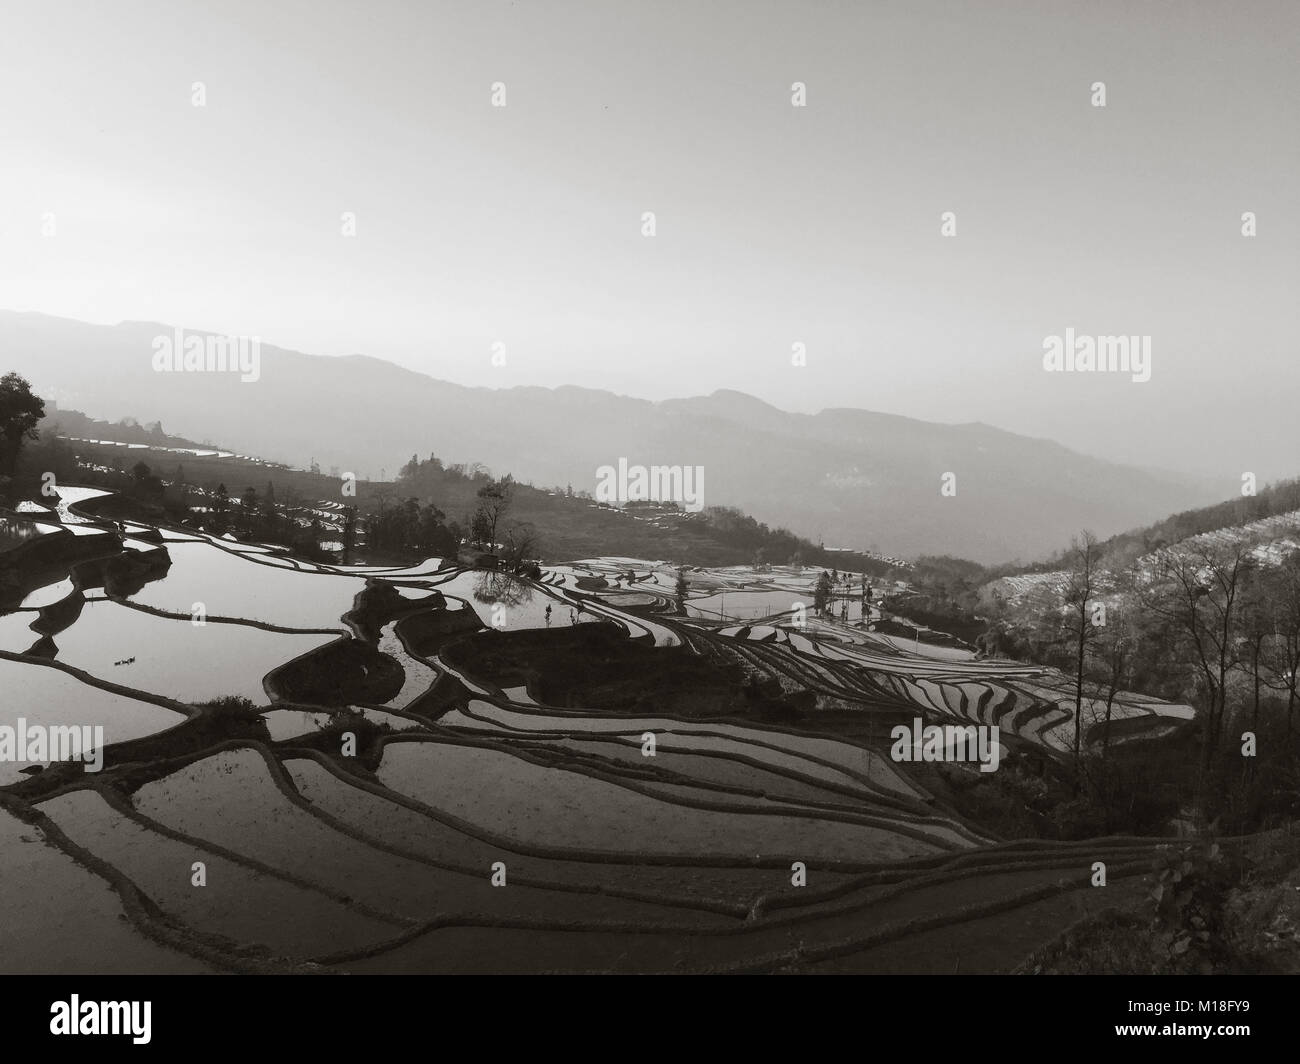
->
[0, 658, 185, 785]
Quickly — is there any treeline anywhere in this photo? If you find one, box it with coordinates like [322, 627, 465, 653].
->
[364, 498, 459, 556]
[189, 480, 333, 560]
[908, 555, 985, 601]
[986, 532, 1300, 836]
[394, 455, 897, 574]
[188, 475, 471, 565]
[5, 388, 987, 576]
[393, 455, 538, 568]
[699, 506, 810, 564]
[881, 592, 987, 643]
[38, 405, 215, 450]
[1102, 477, 1300, 561]
[873, 555, 989, 642]
[996, 477, 1300, 579]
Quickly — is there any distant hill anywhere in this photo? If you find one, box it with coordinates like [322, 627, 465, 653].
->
[979, 477, 1300, 607]
[31, 416, 898, 572]
[1, 310, 1221, 563]
[1017, 476, 1300, 572]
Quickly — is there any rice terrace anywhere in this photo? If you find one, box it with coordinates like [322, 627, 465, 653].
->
[1, 0, 1297, 1033]
[3, 465, 1295, 976]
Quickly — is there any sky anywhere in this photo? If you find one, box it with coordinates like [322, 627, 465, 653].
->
[1, 0, 1297, 482]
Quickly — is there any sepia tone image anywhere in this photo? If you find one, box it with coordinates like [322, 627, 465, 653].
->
[1, 0, 1297, 989]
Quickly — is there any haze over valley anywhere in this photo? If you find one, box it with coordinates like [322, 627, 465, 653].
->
[3, 311, 1223, 564]
[3, 0, 1298, 993]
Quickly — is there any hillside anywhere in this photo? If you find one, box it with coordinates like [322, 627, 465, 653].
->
[981, 477, 1300, 607]
[0, 311, 1219, 563]
[24, 409, 901, 573]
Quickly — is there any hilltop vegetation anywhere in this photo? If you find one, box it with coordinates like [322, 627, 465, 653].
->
[1, 312, 1219, 560]
[5, 394, 900, 575]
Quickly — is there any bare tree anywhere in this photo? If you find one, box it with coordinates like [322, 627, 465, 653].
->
[1059, 531, 1103, 774]
[1091, 596, 1135, 759]
[1238, 564, 1274, 741]
[1138, 541, 1254, 788]
[473, 475, 514, 549]
[500, 521, 539, 570]
[1262, 551, 1300, 740]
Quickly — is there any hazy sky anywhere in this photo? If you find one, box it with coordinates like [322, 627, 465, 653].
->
[2, 0, 1296, 482]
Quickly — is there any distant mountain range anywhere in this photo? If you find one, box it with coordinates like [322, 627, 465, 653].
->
[1, 311, 1224, 563]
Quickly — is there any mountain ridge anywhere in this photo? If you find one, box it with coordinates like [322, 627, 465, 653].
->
[1, 309, 1224, 563]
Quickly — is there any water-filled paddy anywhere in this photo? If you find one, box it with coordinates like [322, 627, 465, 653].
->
[28, 600, 336, 704]
[38, 787, 398, 957]
[0, 657, 187, 784]
[430, 570, 595, 632]
[0, 807, 212, 973]
[0, 515, 53, 549]
[376, 740, 950, 861]
[132, 748, 694, 930]
[18, 577, 75, 610]
[0, 505, 1198, 973]
[124, 541, 363, 630]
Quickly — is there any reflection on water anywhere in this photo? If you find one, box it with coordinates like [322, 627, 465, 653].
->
[452, 570, 595, 631]
[51, 487, 110, 524]
[0, 516, 45, 549]
[2, 599, 334, 704]
[0, 658, 185, 785]
[2, 539, 671, 764]
[126, 542, 361, 630]
[687, 587, 872, 624]
[261, 706, 421, 742]
[472, 571, 534, 608]
[19, 578, 75, 611]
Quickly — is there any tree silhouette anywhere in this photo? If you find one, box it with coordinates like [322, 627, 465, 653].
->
[0, 373, 46, 477]
[813, 571, 833, 615]
[473, 475, 514, 549]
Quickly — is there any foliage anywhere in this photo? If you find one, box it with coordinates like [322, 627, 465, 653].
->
[0, 373, 45, 477]
[1149, 841, 1239, 974]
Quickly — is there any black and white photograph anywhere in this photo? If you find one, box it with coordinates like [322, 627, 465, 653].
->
[0, 0, 1296, 1034]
